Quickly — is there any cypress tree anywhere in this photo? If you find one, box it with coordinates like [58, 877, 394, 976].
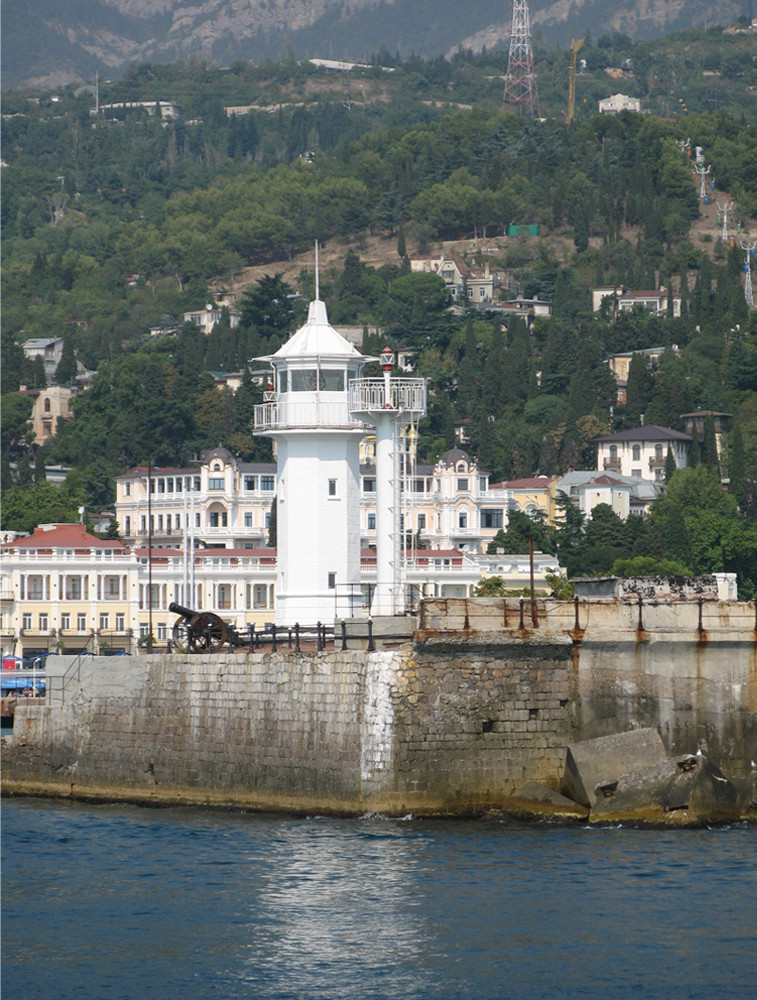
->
[34, 448, 46, 484]
[624, 353, 654, 428]
[664, 445, 676, 483]
[54, 337, 77, 384]
[728, 421, 746, 506]
[267, 500, 277, 547]
[688, 427, 699, 467]
[701, 414, 719, 473]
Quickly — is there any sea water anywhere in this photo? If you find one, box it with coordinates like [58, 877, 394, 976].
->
[2, 797, 756, 1000]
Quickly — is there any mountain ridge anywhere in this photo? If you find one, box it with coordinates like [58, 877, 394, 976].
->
[2, 0, 748, 90]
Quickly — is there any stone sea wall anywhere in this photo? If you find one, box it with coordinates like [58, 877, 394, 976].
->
[3, 598, 757, 815]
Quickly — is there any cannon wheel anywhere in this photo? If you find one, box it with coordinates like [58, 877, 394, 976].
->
[171, 618, 192, 653]
[188, 612, 228, 653]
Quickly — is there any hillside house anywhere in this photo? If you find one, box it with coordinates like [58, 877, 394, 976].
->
[598, 94, 641, 114]
[411, 251, 497, 303]
[592, 286, 681, 318]
[555, 471, 664, 519]
[30, 386, 75, 444]
[593, 425, 691, 482]
[606, 345, 681, 405]
[681, 410, 731, 459]
[22, 338, 64, 381]
[183, 305, 242, 333]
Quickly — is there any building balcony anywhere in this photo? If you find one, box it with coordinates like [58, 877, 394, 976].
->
[603, 458, 622, 471]
[648, 457, 666, 469]
[254, 399, 367, 431]
[349, 378, 427, 418]
[449, 527, 481, 538]
[11, 551, 131, 564]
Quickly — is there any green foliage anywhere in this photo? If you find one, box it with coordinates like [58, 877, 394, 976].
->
[611, 556, 692, 576]
[0, 480, 83, 533]
[545, 571, 574, 600]
[472, 576, 508, 596]
[1, 394, 33, 447]
[641, 467, 757, 594]
[0, 42, 755, 562]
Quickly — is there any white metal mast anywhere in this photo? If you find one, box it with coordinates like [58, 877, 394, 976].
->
[349, 349, 426, 617]
[716, 198, 735, 242]
[694, 162, 711, 202]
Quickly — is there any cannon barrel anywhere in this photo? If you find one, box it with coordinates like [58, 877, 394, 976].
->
[168, 601, 197, 619]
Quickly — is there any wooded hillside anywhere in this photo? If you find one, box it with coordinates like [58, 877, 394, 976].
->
[2, 34, 757, 592]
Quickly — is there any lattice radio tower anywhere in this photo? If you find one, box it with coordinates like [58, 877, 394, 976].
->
[503, 0, 539, 118]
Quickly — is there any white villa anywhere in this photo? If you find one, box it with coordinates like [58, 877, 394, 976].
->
[593, 425, 691, 483]
[410, 251, 497, 303]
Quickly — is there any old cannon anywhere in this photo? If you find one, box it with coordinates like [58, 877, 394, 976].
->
[168, 602, 229, 653]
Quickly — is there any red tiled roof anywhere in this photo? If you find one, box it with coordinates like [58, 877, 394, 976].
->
[1, 523, 125, 550]
[490, 477, 553, 490]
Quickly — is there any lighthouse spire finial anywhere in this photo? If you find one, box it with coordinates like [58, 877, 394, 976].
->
[315, 241, 320, 301]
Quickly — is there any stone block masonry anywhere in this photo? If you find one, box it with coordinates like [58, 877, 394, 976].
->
[4, 643, 574, 814]
[4, 597, 757, 815]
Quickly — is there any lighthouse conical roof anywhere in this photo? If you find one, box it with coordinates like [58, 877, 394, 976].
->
[263, 299, 363, 363]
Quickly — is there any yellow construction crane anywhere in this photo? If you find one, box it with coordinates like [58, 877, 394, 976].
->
[567, 36, 586, 123]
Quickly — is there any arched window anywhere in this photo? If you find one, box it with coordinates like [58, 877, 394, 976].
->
[207, 503, 228, 528]
[632, 445, 640, 461]
[609, 445, 618, 458]
[655, 444, 663, 458]
[44, 398, 51, 413]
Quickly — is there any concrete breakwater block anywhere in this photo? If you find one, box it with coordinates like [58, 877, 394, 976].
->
[589, 754, 741, 825]
[505, 781, 589, 821]
[563, 728, 668, 808]
[730, 771, 757, 816]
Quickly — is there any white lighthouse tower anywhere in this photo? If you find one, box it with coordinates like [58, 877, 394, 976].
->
[349, 348, 426, 617]
[253, 295, 370, 627]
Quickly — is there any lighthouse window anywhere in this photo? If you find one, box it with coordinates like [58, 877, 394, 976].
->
[291, 370, 318, 391]
[328, 573, 336, 589]
[328, 479, 337, 497]
[320, 370, 344, 391]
